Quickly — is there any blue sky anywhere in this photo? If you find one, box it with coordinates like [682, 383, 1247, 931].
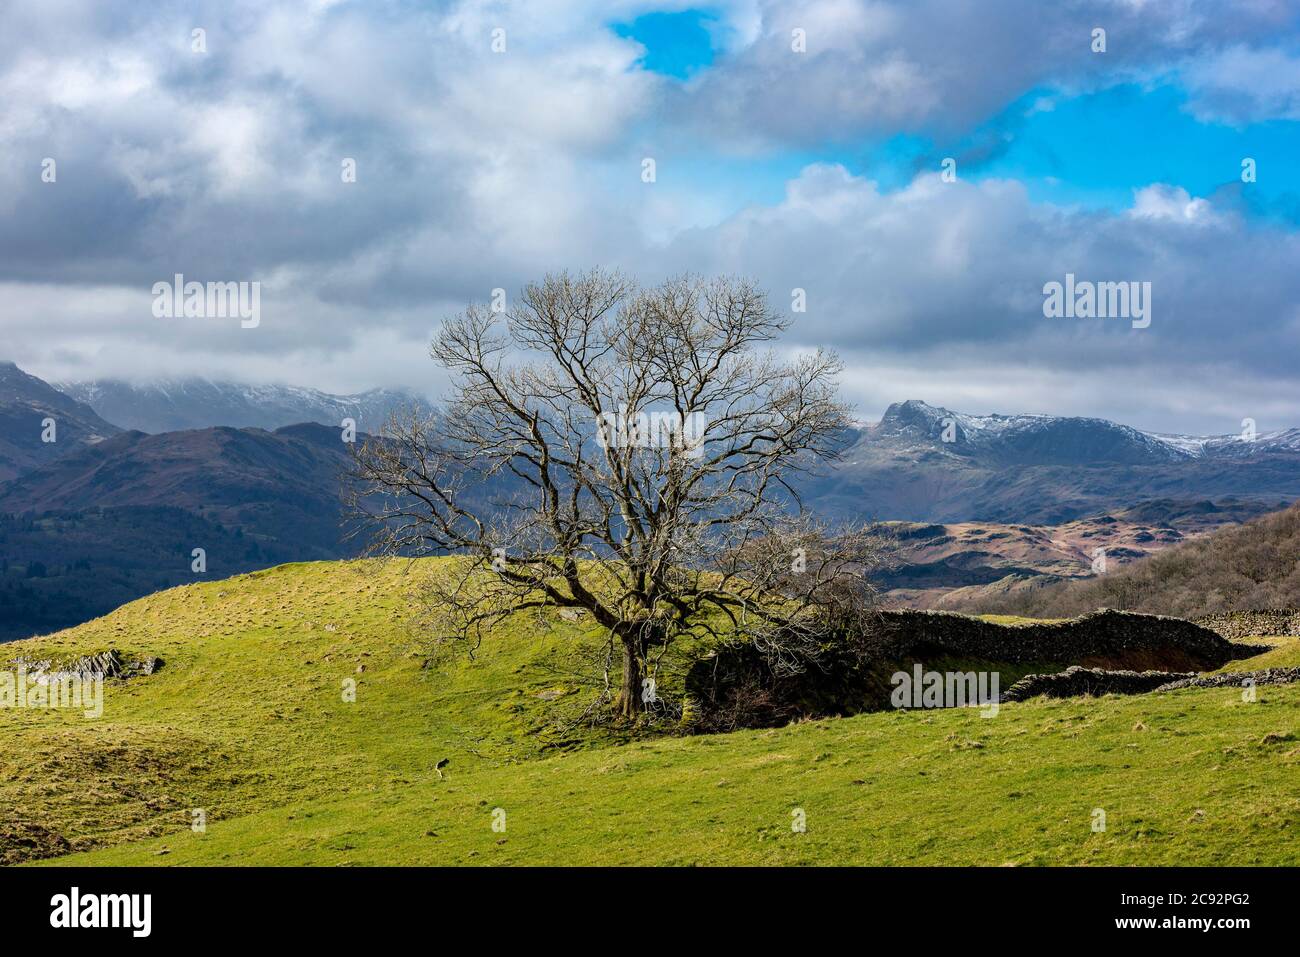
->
[3, 0, 1300, 432]
[618, 9, 1300, 222]
[860, 84, 1300, 219]
[614, 9, 720, 78]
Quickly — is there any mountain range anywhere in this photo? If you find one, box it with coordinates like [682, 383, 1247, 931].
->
[0, 364, 389, 639]
[56, 376, 430, 434]
[815, 400, 1300, 523]
[2, 365, 1299, 640]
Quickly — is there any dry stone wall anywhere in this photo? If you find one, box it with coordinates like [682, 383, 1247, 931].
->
[870, 608, 1247, 670]
[1193, 610, 1300, 640]
[685, 608, 1254, 730]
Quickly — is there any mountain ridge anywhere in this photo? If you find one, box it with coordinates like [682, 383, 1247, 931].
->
[0, 361, 121, 481]
[0, 421, 355, 552]
[5, 364, 1300, 641]
[869, 398, 1300, 463]
[56, 375, 431, 434]
[817, 399, 1300, 523]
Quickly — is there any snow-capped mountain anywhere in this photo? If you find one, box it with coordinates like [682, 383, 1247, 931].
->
[869, 399, 1189, 466]
[1143, 428, 1300, 459]
[864, 399, 1300, 466]
[57, 378, 432, 434]
[815, 400, 1300, 524]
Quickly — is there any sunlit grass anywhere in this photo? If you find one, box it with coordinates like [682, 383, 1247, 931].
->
[5, 559, 1298, 866]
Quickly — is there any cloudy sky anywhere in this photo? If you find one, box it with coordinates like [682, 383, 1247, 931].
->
[2, 0, 1299, 433]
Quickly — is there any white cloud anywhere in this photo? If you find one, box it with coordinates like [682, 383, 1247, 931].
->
[2, 0, 1300, 435]
[1181, 45, 1300, 123]
[1128, 184, 1216, 223]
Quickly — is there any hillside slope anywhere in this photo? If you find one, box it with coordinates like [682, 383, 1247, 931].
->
[0, 423, 362, 641]
[0, 361, 121, 482]
[0, 423, 352, 548]
[970, 501, 1300, 620]
[4, 559, 1297, 866]
[1, 559, 607, 864]
[873, 498, 1280, 607]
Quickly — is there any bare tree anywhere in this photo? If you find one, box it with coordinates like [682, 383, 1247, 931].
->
[349, 270, 880, 719]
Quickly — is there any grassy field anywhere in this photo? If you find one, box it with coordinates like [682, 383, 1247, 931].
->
[4, 559, 1298, 866]
[1211, 637, 1300, 673]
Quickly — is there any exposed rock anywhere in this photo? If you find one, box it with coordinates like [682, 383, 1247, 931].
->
[131, 656, 164, 677]
[1001, 665, 1195, 702]
[7, 650, 163, 682]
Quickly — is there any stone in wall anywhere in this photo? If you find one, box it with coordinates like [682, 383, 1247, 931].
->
[870, 608, 1248, 670]
[1156, 667, 1300, 692]
[1193, 610, 1300, 640]
[1002, 665, 1194, 701]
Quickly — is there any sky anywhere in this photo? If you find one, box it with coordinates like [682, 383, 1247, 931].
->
[1, 0, 1300, 433]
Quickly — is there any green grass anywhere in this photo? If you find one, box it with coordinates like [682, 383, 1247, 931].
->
[4, 559, 1299, 866]
[975, 614, 1068, 626]
[2, 559, 618, 864]
[1211, 637, 1300, 674]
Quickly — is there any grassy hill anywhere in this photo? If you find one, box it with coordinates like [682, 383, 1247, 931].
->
[0, 507, 304, 641]
[3, 559, 1298, 866]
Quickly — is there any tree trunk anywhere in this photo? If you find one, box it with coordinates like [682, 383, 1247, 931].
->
[615, 637, 644, 719]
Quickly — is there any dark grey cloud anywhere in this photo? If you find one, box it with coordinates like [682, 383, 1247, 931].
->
[676, 0, 1300, 148]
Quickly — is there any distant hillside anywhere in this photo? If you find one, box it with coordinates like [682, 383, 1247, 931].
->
[0, 362, 120, 481]
[874, 497, 1285, 608]
[0, 506, 299, 641]
[0, 422, 356, 551]
[57, 377, 430, 434]
[0, 422, 361, 641]
[969, 501, 1300, 620]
